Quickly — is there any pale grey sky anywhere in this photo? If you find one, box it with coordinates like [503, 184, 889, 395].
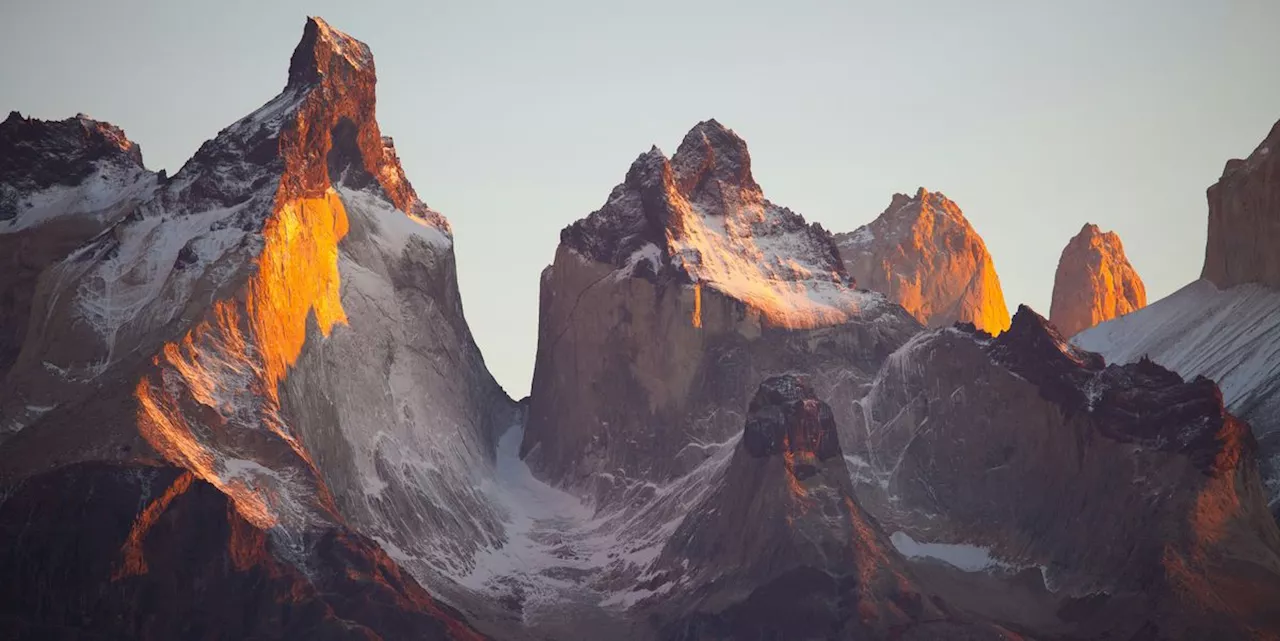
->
[4, 1, 1279, 396]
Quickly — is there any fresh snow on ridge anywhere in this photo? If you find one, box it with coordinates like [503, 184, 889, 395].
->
[1074, 279, 1280, 505]
[1073, 279, 1280, 416]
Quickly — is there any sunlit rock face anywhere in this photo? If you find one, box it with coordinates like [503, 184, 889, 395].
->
[1049, 223, 1146, 337]
[523, 120, 921, 505]
[848, 306, 1280, 639]
[644, 375, 1014, 641]
[1074, 119, 1280, 519]
[835, 188, 1010, 335]
[1203, 117, 1280, 289]
[0, 17, 508, 636]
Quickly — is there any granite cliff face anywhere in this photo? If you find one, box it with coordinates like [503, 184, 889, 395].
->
[523, 120, 921, 507]
[647, 375, 1014, 641]
[849, 307, 1280, 639]
[1077, 115, 1280, 518]
[1203, 117, 1280, 289]
[0, 17, 510, 637]
[834, 188, 1010, 335]
[1049, 223, 1146, 337]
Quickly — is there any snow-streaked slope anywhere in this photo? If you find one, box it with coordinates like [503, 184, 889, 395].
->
[1072, 280, 1280, 415]
[1073, 279, 1280, 505]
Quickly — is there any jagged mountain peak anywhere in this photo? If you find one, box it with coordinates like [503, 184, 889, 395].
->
[989, 304, 1103, 373]
[0, 111, 145, 191]
[287, 16, 375, 90]
[167, 16, 447, 232]
[669, 118, 761, 199]
[558, 119, 875, 330]
[0, 111, 155, 231]
[835, 187, 1010, 333]
[741, 375, 841, 468]
[1049, 222, 1145, 337]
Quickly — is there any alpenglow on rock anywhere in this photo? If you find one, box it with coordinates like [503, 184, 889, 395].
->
[1049, 222, 1146, 337]
[524, 119, 921, 503]
[834, 188, 1010, 334]
[1203, 117, 1280, 289]
[0, 17, 511, 638]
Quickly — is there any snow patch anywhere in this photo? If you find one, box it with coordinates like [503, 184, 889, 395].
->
[890, 531, 1013, 572]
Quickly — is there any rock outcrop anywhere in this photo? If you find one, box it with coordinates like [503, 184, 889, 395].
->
[848, 306, 1280, 639]
[1074, 280, 1280, 517]
[0, 17, 511, 637]
[0, 462, 487, 640]
[834, 188, 1010, 334]
[523, 120, 921, 507]
[1076, 116, 1280, 518]
[1202, 117, 1280, 289]
[0, 112, 158, 375]
[1049, 222, 1146, 337]
[647, 375, 1013, 640]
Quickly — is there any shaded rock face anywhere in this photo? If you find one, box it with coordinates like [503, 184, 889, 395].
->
[524, 120, 921, 505]
[741, 375, 840, 464]
[1074, 280, 1280, 516]
[834, 188, 1010, 334]
[0, 16, 508, 636]
[648, 376, 1012, 641]
[0, 113, 158, 375]
[1203, 117, 1280, 289]
[1049, 222, 1146, 337]
[848, 306, 1280, 639]
[0, 462, 486, 641]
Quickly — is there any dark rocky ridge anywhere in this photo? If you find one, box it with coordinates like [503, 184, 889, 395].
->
[848, 305, 1280, 639]
[0, 462, 485, 640]
[646, 375, 1015, 641]
[0, 114, 157, 379]
[558, 119, 845, 283]
[0, 111, 145, 217]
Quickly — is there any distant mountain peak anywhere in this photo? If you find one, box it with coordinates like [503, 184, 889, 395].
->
[1049, 222, 1145, 337]
[558, 119, 875, 330]
[287, 16, 375, 90]
[1203, 116, 1280, 289]
[670, 118, 761, 199]
[835, 187, 1010, 333]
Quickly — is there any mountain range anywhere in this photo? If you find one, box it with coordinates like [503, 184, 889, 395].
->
[2, 17, 1278, 641]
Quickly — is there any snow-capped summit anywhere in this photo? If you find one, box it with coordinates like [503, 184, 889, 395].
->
[526, 120, 920, 509]
[0, 16, 507, 639]
[834, 187, 1011, 334]
[0, 111, 153, 230]
[561, 119, 873, 330]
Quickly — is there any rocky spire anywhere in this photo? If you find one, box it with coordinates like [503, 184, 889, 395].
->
[1049, 222, 1146, 337]
[287, 16, 376, 90]
[1202, 117, 1280, 289]
[669, 118, 761, 200]
[835, 187, 1011, 334]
